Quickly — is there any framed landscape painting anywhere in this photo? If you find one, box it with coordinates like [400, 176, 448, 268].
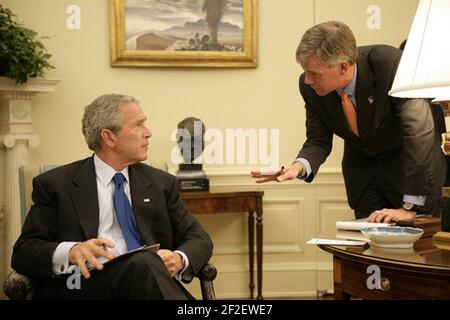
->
[109, 0, 257, 67]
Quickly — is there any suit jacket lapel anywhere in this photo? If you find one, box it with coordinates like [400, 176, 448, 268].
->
[355, 55, 377, 143]
[70, 156, 99, 239]
[129, 165, 156, 245]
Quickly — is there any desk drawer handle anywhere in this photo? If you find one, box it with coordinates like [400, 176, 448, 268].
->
[380, 277, 391, 292]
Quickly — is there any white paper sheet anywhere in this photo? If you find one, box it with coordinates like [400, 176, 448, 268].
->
[336, 220, 391, 231]
[258, 167, 283, 176]
[306, 238, 367, 246]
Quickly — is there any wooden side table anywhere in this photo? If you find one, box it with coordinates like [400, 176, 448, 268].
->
[181, 191, 264, 299]
[318, 237, 450, 299]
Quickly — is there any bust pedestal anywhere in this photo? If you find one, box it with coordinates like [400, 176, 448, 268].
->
[177, 164, 209, 192]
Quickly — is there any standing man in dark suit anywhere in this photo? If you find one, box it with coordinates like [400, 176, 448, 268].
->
[12, 94, 213, 299]
[252, 21, 445, 223]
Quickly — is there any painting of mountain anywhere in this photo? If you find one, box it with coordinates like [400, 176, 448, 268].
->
[125, 0, 244, 51]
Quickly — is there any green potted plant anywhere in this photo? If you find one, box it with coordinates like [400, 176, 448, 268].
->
[0, 4, 54, 84]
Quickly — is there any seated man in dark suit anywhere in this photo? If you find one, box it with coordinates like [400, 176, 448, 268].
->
[11, 94, 213, 299]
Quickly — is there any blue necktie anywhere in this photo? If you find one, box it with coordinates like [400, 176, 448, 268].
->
[112, 173, 144, 250]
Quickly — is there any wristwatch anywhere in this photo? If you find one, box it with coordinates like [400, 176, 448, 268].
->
[402, 202, 421, 212]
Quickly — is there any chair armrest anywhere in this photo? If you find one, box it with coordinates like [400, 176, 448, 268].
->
[4, 264, 217, 300]
[3, 270, 34, 300]
[196, 262, 217, 300]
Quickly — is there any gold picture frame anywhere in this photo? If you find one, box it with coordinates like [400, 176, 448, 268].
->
[109, 0, 257, 68]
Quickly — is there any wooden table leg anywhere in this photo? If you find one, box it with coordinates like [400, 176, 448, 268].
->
[333, 256, 350, 300]
[248, 210, 255, 299]
[256, 198, 263, 300]
[334, 288, 351, 300]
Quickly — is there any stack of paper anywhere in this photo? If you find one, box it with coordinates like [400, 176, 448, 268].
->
[335, 230, 369, 241]
[306, 238, 366, 246]
[336, 218, 391, 231]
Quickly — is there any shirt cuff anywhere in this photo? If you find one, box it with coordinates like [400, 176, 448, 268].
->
[174, 250, 189, 281]
[403, 195, 426, 207]
[52, 242, 79, 275]
[295, 158, 312, 179]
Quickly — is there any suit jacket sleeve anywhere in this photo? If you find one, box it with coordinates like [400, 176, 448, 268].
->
[11, 175, 60, 279]
[165, 177, 213, 283]
[393, 97, 436, 195]
[296, 75, 334, 182]
[383, 46, 436, 195]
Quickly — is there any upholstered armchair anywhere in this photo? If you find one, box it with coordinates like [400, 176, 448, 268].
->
[3, 262, 217, 300]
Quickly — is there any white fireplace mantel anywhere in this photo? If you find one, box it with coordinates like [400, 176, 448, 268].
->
[0, 76, 60, 286]
[0, 77, 60, 93]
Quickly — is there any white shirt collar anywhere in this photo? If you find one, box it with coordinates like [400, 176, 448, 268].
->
[93, 154, 129, 188]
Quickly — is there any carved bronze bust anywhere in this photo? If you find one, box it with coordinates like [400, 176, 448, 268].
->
[176, 117, 209, 192]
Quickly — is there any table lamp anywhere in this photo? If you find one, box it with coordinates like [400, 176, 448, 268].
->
[389, 0, 450, 241]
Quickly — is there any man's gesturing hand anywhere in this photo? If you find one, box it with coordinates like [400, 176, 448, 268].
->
[68, 238, 117, 279]
[251, 162, 305, 183]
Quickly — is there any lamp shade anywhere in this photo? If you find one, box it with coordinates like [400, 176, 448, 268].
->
[389, 0, 450, 100]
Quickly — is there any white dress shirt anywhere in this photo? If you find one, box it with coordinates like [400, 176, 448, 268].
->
[52, 155, 189, 279]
